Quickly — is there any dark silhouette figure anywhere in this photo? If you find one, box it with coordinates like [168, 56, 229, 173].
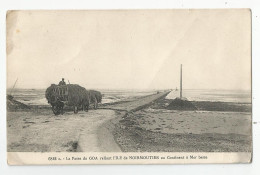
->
[58, 78, 66, 86]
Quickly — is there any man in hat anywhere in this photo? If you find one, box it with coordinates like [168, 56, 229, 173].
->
[58, 78, 66, 86]
[58, 78, 67, 100]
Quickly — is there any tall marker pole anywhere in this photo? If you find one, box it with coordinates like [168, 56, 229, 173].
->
[10, 78, 18, 95]
[180, 64, 182, 99]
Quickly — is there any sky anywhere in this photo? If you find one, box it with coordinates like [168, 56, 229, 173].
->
[7, 10, 251, 90]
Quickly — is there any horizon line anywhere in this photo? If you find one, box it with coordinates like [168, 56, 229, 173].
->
[6, 87, 251, 91]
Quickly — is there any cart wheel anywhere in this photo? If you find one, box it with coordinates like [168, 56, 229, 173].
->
[52, 105, 60, 115]
[74, 106, 78, 114]
[85, 105, 89, 112]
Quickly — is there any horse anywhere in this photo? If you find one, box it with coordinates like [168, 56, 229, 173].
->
[89, 90, 102, 109]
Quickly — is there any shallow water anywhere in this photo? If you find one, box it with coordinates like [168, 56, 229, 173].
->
[7, 89, 157, 106]
[7, 88, 251, 106]
[166, 89, 251, 103]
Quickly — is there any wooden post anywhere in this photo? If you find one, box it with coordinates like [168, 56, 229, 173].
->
[180, 64, 182, 99]
[10, 78, 18, 95]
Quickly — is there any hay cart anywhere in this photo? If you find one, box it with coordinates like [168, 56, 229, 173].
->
[51, 85, 69, 115]
[46, 84, 90, 115]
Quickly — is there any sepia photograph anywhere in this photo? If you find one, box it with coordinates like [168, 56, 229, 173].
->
[6, 9, 252, 164]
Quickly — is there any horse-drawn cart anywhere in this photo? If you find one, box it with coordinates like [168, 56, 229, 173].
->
[45, 84, 90, 115]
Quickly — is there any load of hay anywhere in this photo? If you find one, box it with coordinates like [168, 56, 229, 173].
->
[89, 90, 102, 109]
[167, 98, 197, 111]
[45, 84, 90, 115]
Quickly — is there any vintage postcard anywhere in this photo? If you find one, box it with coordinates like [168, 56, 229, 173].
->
[6, 9, 252, 165]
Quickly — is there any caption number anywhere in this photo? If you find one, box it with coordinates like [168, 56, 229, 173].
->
[48, 157, 57, 161]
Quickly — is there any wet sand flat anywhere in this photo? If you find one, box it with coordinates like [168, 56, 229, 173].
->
[113, 106, 252, 152]
[135, 109, 251, 135]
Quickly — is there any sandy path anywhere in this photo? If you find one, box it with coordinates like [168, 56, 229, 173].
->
[102, 91, 171, 111]
[76, 110, 121, 152]
[7, 109, 121, 152]
[77, 91, 171, 152]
